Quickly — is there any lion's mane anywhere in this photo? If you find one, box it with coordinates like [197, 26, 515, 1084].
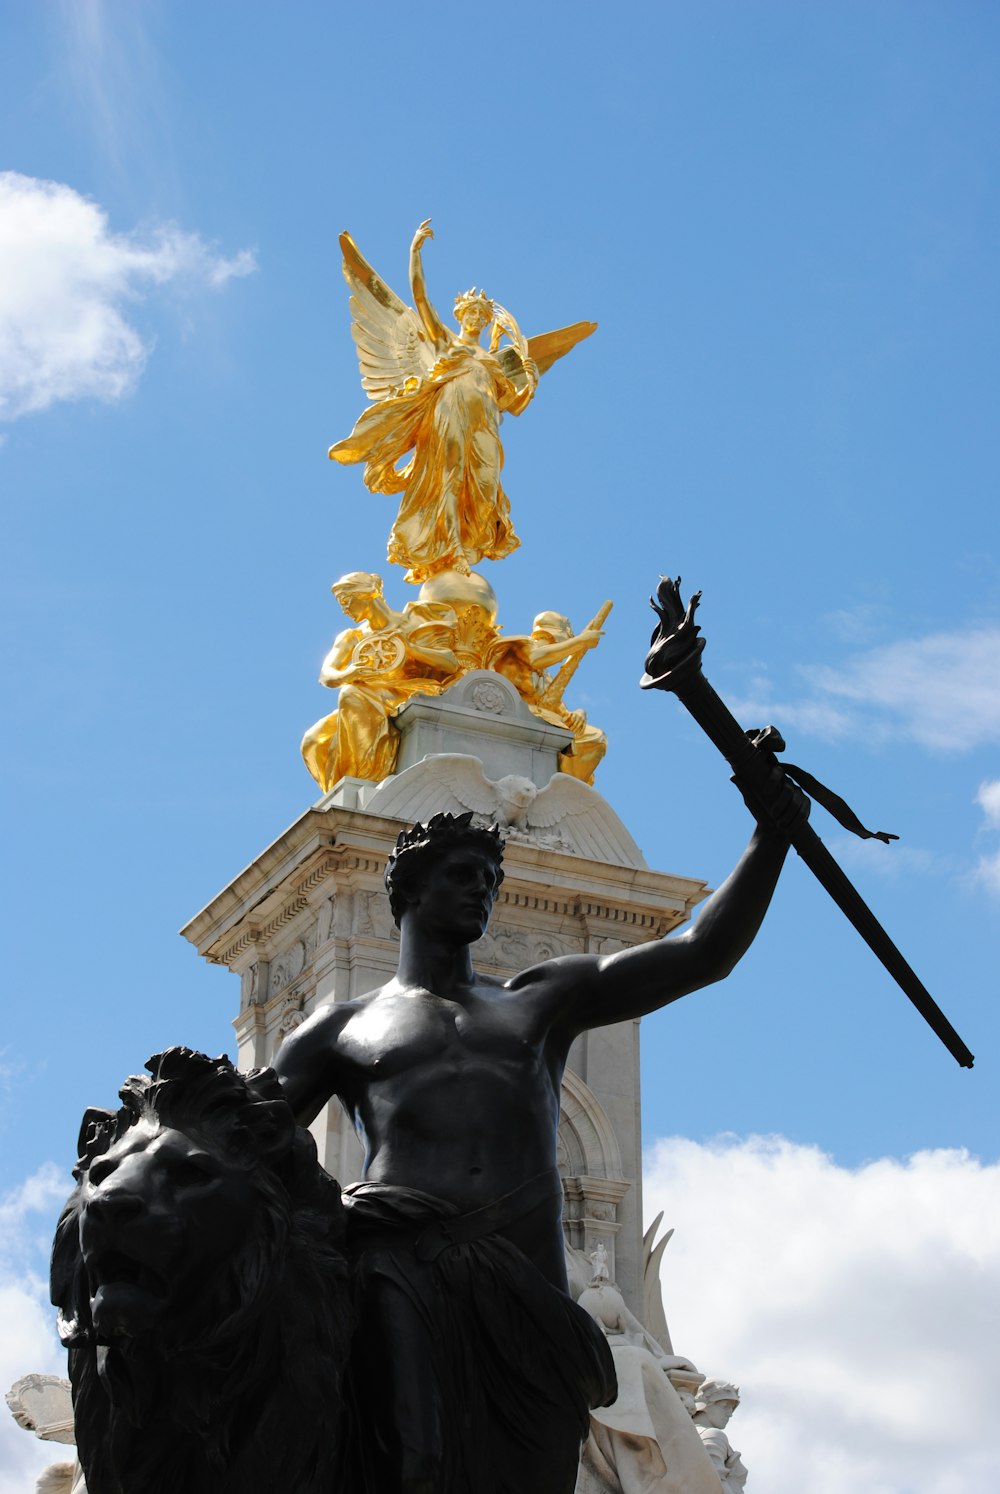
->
[51, 1047, 351, 1494]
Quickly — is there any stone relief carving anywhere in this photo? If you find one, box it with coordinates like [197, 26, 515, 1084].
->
[269, 941, 305, 996]
[332, 890, 354, 939]
[241, 963, 260, 1010]
[503, 821, 575, 854]
[278, 999, 306, 1035]
[468, 678, 509, 714]
[476, 926, 578, 970]
[590, 935, 632, 959]
[354, 890, 374, 937]
[315, 897, 334, 947]
[353, 889, 397, 943]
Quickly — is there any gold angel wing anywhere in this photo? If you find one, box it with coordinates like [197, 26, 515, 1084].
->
[339, 231, 437, 401]
[496, 320, 597, 391]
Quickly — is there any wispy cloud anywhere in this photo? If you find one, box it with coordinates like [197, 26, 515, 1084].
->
[972, 849, 1000, 897]
[975, 778, 1000, 827]
[0, 172, 256, 423]
[57, 0, 169, 182]
[970, 778, 1000, 898]
[822, 601, 892, 646]
[733, 627, 1000, 753]
[810, 629, 1000, 751]
[644, 1135, 1000, 1494]
[728, 682, 855, 742]
[824, 832, 941, 882]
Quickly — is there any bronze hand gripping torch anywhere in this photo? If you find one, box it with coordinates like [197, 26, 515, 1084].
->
[641, 576, 974, 1069]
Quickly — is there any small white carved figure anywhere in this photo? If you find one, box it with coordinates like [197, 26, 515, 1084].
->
[490, 773, 541, 830]
[691, 1379, 748, 1490]
[589, 1242, 611, 1282]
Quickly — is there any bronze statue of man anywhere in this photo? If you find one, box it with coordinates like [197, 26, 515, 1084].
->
[274, 780, 805, 1494]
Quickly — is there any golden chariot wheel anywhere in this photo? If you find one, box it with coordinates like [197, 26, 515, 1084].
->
[352, 633, 407, 672]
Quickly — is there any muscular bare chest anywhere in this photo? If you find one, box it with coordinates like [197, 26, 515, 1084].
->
[337, 984, 544, 1082]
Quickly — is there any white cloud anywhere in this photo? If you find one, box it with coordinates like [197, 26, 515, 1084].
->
[971, 779, 1000, 897]
[809, 629, 1000, 752]
[825, 832, 940, 882]
[0, 1166, 74, 1494]
[972, 849, 1000, 897]
[737, 628, 1000, 753]
[728, 685, 855, 742]
[975, 779, 1000, 828]
[0, 172, 256, 421]
[644, 1135, 1000, 1494]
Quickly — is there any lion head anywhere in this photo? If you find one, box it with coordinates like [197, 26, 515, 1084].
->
[52, 1048, 350, 1494]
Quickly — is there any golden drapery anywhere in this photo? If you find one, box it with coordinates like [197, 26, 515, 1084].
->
[301, 603, 459, 791]
[330, 342, 522, 583]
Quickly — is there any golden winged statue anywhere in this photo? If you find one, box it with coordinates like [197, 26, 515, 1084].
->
[329, 219, 596, 584]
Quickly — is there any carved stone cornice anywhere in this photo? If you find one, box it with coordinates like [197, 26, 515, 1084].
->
[182, 801, 709, 976]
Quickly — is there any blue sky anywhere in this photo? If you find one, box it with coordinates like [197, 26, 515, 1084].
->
[2, 4, 998, 1488]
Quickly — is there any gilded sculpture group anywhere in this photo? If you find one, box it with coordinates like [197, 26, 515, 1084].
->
[302, 219, 606, 794]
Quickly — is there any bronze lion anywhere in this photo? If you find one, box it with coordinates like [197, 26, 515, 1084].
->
[51, 1047, 351, 1494]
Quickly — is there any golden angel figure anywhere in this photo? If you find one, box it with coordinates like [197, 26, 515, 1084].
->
[329, 220, 596, 584]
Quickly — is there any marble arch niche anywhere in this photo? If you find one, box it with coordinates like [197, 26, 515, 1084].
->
[558, 1068, 631, 1285]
